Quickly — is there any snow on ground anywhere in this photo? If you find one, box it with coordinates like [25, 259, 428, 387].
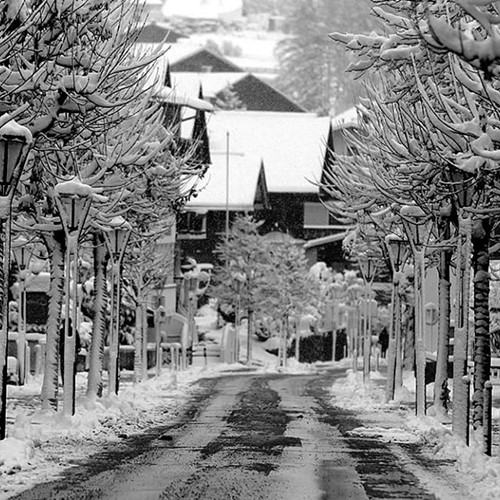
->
[0, 307, 317, 499]
[330, 368, 500, 500]
[3, 301, 500, 500]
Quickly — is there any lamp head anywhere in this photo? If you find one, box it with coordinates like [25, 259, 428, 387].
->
[385, 233, 408, 272]
[0, 119, 32, 197]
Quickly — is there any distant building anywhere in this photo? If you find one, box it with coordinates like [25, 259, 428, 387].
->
[163, 0, 243, 21]
[177, 110, 340, 267]
[131, 23, 187, 44]
[170, 71, 306, 112]
[168, 46, 243, 73]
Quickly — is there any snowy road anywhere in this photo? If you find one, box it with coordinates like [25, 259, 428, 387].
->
[11, 369, 467, 499]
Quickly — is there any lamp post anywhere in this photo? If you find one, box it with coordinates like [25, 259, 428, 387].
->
[232, 271, 246, 364]
[104, 217, 131, 395]
[400, 205, 431, 417]
[0, 118, 32, 440]
[12, 235, 32, 386]
[358, 254, 378, 383]
[247, 270, 255, 366]
[385, 233, 408, 402]
[54, 179, 92, 417]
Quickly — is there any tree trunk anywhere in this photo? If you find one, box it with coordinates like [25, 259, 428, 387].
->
[40, 231, 66, 411]
[452, 214, 472, 442]
[386, 275, 398, 402]
[472, 218, 491, 430]
[403, 305, 415, 372]
[134, 287, 144, 384]
[142, 300, 148, 382]
[86, 232, 109, 401]
[434, 220, 451, 418]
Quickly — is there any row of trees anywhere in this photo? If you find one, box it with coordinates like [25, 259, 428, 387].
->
[0, 0, 208, 432]
[324, 0, 500, 448]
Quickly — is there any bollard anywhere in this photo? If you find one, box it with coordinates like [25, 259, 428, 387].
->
[181, 346, 187, 370]
[204, 346, 208, 368]
[484, 381, 493, 456]
[25, 344, 31, 380]
[34, 344, 42, 376]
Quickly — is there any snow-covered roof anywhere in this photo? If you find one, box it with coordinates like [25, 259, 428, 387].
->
[205, 111, 331, 193]
[331, 106, 359, 131]
[163, 0, 242, 20]
[185, 152, 263, 211]
[156, 85, 214, 111]
[170, 72, 247, 99]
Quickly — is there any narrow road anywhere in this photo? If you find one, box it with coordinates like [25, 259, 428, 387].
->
[13, 369, 466, 499]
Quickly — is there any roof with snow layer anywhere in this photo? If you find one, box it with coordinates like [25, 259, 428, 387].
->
[331, 106, 359, 131]
[185, 155, 267, 212]
[204, 111, 331, 194]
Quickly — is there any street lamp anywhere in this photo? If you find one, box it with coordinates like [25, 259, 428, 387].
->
[0, 118, 32, 440]
[231, 271, 246, 364]
[12, 235, 32, 386]
[400, 205, 431, 417]
[103, 217, 131, 395]
[385, 233, 409, 402]
[54, 178, 92, 417]
[358, 253, 378, 383]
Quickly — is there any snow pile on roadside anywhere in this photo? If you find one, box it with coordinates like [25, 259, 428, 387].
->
[346, 426, 421, 443]
[405, 415, 500, 500]
[0, 437, 33, 472]
[330, 369, 386, 410]
[331, 369, 500, 500]
[0, 368, 206, 498]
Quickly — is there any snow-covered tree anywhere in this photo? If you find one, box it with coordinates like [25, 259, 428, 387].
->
[211, 215, 274, 363]
[265, 238, 320, 367]
[0, 0, 205, 416]
[327, 1, 462, 423]
[326, 0, 500, 439]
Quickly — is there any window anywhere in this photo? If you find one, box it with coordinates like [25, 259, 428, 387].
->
[177, 211, 207, 239]
[304, 202, 336, 229]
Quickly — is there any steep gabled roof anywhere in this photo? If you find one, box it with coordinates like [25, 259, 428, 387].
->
[191, 86, 211, 165]
[170, 72, 306, 112]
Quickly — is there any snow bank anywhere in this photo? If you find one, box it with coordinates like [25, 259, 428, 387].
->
[330, 369, 500, 500]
